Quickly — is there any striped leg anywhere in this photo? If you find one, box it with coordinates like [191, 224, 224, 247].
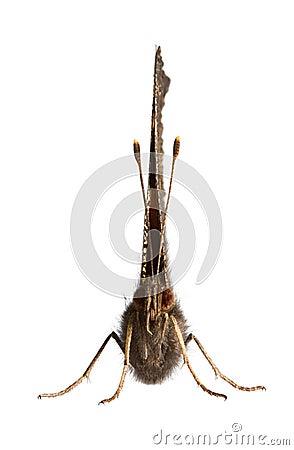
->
[185, 333, 266, 392]
[99, 316, 133, 404]
[38, 331, 123, 399]
[171, 316, 227, 400]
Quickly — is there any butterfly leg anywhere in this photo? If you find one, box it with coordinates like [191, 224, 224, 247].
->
[38, 331, 123, 399]
[170, 316, 227, 400]
[99, 315, 134, 404]
[185, 333, 265, 392]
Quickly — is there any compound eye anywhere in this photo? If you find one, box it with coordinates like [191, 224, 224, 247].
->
[161, 289, 175, 311]
[133, 286, 147, 311]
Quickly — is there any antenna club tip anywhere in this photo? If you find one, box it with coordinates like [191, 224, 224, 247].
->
[173, 136, 180, 158]
[133, 139, 140, 153]
[133, 140, 141, 163]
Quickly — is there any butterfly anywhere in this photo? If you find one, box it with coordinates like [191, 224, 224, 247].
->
[38, 47, 265, 403]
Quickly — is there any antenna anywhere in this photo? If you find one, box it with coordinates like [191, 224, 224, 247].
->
[156, 136, 180, 275]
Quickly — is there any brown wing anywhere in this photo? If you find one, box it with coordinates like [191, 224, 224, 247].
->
[141, 47, 170, 280]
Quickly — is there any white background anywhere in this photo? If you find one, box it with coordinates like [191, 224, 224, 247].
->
[1, 1, 294, 449]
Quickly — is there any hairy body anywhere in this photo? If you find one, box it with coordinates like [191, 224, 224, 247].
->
[120, 301, 187, 384]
